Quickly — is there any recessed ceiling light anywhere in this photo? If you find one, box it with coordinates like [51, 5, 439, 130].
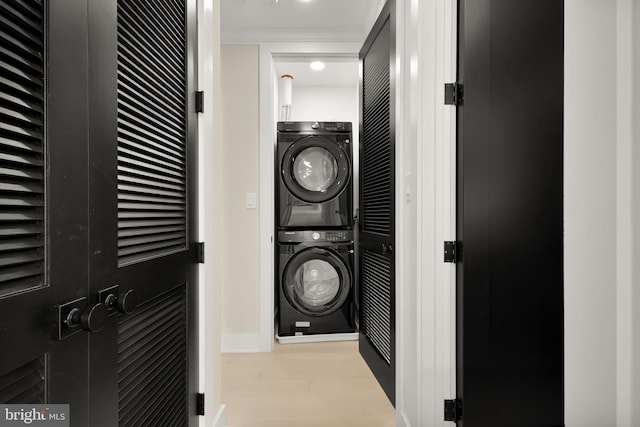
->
[310, 61, 325, 71]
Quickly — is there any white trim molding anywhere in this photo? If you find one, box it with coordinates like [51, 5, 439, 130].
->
[197, 0, 224, 426]
[221, 334, 263, 353]
[212, 404, 227, 427]
[395, 0, 457, 425]
[616, 1, 634, 426]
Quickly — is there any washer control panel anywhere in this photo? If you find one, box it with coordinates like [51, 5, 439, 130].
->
[277, 121, 352, 132]
[324, 231, 350, 241]
[278, 230, 353, 243]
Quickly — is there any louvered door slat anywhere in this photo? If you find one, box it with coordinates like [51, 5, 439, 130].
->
[0, 182, 43, 194]
[120, 5, 184, 60]
[0, 236, 41, 251]
[126, 1, 185, 47]
[118, 147, 183, 173]
[118, 239, 186, 258]
[119, 9, 184, 64]
[2, 1, 41, 22]
[118, 72, 183, 114]
[118, 94, 184, 138]
[118, 184, 184, 199]
[118, 175, 183, 193]
[119, 203, 184, 212]
[119, 225, 185, 238]
[119, 219, 186, 230]
[361, 249, 392, 364]
[117, 43, 183, 106]
[0, 18, 42, 50]
[0, 78, 41, 104]
[0, 107, 41, 130]
[0, 62, 42, 89]
[0, 166, 42, 180]
[119, 158, 183, 180]
[0, 2, 42, 35]
[118, 0, 187, 268]
[0, 263, 41, 283]
[0, 0, 44, 297]
[154, 1, 186, 38]
[0, 224, 42, 236]
[0, 34, 41, 66]
[118, 286, 187, 427]
[119, 192, 184, 205]
[118, 109, 184, 148]
[118, 122, 184, 157]
[118, 165, 183, 185]
[119, 319, 182, 374]
[0, 47, 43, 79]
[0, 137, 41, 153]
[120, 343, 183, 406]
[118, 20, 183, 78]
[0, 356, 45, 404]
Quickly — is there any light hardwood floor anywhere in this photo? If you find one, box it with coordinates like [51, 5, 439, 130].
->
[221, 340, 396, 427]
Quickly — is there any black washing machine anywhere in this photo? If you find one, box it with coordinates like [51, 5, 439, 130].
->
[277, 121, 353, 229]
[277, 229, 355, 336]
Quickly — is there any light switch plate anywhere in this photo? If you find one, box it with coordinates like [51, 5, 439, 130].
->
[245, 192, 256, 209]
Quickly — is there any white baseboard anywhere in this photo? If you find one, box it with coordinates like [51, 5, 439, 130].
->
[211, 404, 226, 427]
[221, 334, 262, 353]
[398, 411, 411, 427]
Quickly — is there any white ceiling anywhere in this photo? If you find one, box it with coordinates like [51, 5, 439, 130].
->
[221, 0, 384, 43]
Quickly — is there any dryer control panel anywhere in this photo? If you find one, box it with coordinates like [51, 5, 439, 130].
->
[278, 230, 353, 243]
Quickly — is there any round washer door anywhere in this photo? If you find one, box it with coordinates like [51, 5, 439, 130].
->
[281, 136, 350, 203]
[282, 247, 351, 316]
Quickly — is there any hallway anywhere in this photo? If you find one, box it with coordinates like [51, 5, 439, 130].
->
[222, 341, 395, 427]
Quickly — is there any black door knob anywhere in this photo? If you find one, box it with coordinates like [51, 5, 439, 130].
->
[117, 289, 138, 314]
[66, 303, 108, 332]
[105, 289, 138, 314]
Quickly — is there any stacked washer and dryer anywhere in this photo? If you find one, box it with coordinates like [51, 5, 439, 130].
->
[275, 121, 356, 339]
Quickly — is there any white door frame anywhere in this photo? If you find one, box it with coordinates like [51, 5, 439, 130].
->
[252, 2, 458, 425]
[394, 0, 457, 426]
[257, 41, 364, 353]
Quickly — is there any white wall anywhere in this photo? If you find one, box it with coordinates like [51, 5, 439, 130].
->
[220, 45, 262, 352]
[290, 85, 358, 124]
[564, 0, 636, 425]
[632, 1, 640, 424]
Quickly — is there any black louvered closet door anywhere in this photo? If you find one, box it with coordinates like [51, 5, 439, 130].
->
[111, 0, 199, 426]
[1, 0, 199, 425]
[0, 0, 93, 424]
[358, 0, 395, 405]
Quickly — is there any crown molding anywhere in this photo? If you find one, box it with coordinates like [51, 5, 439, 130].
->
[221, 28, 368, 43]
